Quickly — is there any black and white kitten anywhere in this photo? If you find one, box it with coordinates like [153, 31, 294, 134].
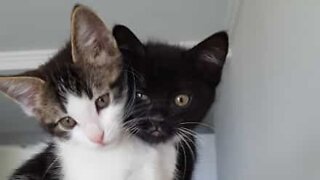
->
[113, 25, 229, 180]
[3, 5, 176, 180]
[2, 5, 228, 180]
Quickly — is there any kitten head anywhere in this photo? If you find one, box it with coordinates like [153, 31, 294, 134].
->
[113, 25, 228, 144]
[0, 5, 125, 147]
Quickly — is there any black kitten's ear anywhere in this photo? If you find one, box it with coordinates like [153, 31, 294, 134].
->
[188, 31, 229, 85]
[0, 76, 44, 116]
[71, 4, 120, 66]
[112, 25, 145, 57]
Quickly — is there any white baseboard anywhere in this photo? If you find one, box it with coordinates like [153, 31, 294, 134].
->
[0, 49, 57, 71]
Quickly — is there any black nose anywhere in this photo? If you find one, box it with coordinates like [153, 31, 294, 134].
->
[151, 118, 164, 123]
[148, 117, 165, 131]
[149, 114, 165, 123]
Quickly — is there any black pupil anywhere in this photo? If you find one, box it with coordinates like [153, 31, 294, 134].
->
[96, 93, 110, 111]
[99, 97, 105, 103]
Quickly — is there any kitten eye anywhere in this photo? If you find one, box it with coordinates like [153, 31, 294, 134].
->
[96, 93, 110, 111]
[136, 92, 149, 101]
[58, 117, 77, 130]
[174, 94, 191, 107]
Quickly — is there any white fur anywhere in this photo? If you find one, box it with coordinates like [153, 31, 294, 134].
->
[62, 93, 177, 180]
[57, 136, 177, 180]
[65, 93, 124, 146]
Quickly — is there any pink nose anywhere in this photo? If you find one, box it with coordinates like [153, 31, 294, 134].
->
[89, 131, 105, 145]
[83, 123, 105, 145]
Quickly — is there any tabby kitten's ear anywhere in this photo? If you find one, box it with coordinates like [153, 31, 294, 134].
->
[71, 4, 120, 66]
[0, 77, 44, 116]
[188, 31, 229, 85]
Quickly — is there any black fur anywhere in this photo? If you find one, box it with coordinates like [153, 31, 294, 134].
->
[113, 25, 228, 180]
[9, 42, 127, 180]
[10, 144, 60, 180]
[8, 23, 227, 180]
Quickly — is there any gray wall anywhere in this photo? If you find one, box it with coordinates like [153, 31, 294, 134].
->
[0, 0, 231, 51]
[215, 0, 320, 180]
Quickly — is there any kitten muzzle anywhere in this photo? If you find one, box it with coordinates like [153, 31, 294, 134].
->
[83, 123, 105, 145]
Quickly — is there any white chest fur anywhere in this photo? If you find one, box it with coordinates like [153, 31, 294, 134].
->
[57, 137, 177, 180]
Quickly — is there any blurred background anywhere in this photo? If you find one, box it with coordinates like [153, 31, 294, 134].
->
[0, 0, 236, 179]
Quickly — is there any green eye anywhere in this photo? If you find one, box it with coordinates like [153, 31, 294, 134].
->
[58, 116, 77, 130]
[174, 94, 191, 107]
[96, 93, 110, 110]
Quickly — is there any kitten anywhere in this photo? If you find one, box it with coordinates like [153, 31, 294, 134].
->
[113, 25, 229, 180]
[3, 5, 175, 180]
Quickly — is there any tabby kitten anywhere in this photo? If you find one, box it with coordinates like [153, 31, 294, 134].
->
[113, 25, 229, 180]
[3, 5, 175, 180]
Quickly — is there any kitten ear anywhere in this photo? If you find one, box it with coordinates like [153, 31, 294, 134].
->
[113, 25, 145, 57]
[0, 77, 44, 116]
[71, 4, 120, 66]
[188, 31, 229, 85]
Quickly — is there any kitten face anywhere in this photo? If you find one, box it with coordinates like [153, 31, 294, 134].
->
[0, 5, 126, 147]
[113, 25, 228, 144]
[38, 61, 126, 147]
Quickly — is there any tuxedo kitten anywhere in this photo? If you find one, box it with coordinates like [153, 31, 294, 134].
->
[113, 25, 229, 180]
[3, 5, 175, 180]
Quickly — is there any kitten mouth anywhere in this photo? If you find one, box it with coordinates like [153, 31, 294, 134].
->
[148, 126, 165, 137]
[150, 130, 162, 137]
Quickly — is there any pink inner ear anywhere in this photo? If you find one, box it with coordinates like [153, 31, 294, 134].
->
[6, 83, 40, 114]
[16, 89, 36, 107]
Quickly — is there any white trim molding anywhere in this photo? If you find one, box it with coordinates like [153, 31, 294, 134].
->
[0, 49, 56, 71]
[0, 41, 231, 71]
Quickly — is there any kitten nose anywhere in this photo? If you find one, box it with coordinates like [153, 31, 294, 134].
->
[84, 124, 105, 145]
[90, 131, 104, 145]
[150, 115, 165, 122]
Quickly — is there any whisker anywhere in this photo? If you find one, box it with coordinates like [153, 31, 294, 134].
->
[179, 127, 197, 137]
[123, 107, 148, 119]
[123, 103, 150, 119]
[180, 122, 215, 131]
[179, 127, 205, 144]
[124, 116, 163, 125]
[178, 128, 196, 142]
[178, 132, 196, 161]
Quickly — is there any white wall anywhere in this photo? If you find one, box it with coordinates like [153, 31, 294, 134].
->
[215, 0, 320, 180]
